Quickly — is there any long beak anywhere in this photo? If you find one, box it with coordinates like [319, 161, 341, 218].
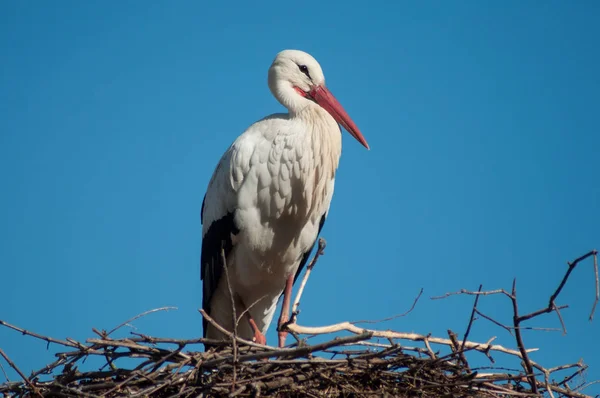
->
[310, 85, 370, 150]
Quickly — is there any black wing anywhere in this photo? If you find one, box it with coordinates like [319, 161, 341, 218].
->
[200, 196, 239, 337]
[200, 195, 206, 220]
[292, 213, 327, 285]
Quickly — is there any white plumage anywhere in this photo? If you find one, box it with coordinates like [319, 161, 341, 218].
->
[201, 49, 369, 348]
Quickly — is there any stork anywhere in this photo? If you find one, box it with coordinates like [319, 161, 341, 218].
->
[201, 49, 369, 348]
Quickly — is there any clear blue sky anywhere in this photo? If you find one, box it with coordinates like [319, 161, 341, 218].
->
[1, 1, 599, 393]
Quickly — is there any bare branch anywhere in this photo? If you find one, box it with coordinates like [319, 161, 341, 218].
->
[461, 284, 482, 351]
[510, 279, 538, 393]
[0, 319, 78, 348]
[0, 360, 9, 383]
[106, 307, 178, 337]
[286, 322, 539, 360]
[0, 349, 42, 398]
[352, 288, 423, 325]
[199, 309, 271, 351]
[591, 250, 599, 321]
[518, 249, 597, 324]
[291, 238, 326, 319]
[431, 288, 512, 300]
[221, 246, 239, 392]
[475, 309, 561, 334]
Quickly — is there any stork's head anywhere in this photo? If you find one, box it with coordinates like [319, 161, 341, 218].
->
[268, 50, 369, 149]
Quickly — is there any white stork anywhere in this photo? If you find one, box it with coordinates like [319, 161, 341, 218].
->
[201, 49, 369, 348]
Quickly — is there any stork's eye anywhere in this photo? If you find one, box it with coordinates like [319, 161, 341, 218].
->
[298, 64, 311, 79]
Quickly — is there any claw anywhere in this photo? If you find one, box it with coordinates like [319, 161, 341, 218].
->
[253, 330, 267, 345]
[248, 318, 267, 345]
[277, 274, 295, 348]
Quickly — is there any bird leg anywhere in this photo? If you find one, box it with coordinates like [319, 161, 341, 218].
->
[247, 317, 267, 345]
[235, 293, 267, 345]
[277, 274, 295, 348]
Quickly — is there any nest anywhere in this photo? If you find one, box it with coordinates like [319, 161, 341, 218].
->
[0, 325, 594, 398]
[1, 247, 598, 397]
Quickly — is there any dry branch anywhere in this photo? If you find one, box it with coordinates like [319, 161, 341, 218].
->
[291, 237, 327, 319]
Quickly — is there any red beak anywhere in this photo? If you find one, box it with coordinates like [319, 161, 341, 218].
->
[310, 85, 370, 150]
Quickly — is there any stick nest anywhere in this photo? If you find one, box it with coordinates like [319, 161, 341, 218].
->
[1, 247, 598, 397]
[0, 323, 594, 398]
[0, 314, 586, 397]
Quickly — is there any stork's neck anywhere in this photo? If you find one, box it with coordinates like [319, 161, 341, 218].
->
[296, 102, 342, 174]
[269, 77, 307, 114]
[268, 78, 342, 165]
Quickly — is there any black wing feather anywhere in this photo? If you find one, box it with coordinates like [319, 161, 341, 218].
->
[200, 208, 239, 337]
[292, 214, 327, 285]
[200, 195, 206, 220]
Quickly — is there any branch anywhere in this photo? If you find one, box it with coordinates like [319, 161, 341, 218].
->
[199, 309, 272, 351]
[461, 284, 482, 350]
[286, 322, 538, 361]
[352, 288, 423, 325]
[431, 289, 513, 300]
[510, 279, 537, 393]
[591, 250, 599, 321]
[431, 250, 598, 394]
[199, 332, 373, 367]
[518, 250, 597, 324]
[475, 309, 562, 334]
[0, 319, 78, 348]
[106, 307, 177, 337]
[0, 349, 42, 398]
[221, 246, 239, 392]
[291, 238, 326, 318]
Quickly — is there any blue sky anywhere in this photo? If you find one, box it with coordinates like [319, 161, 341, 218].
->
[1, 0, 599, 393]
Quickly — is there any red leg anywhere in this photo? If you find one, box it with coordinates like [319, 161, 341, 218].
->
[248, 317, 267, 345]
[235, 293, 267, 345]
[277, 274, 295, 348]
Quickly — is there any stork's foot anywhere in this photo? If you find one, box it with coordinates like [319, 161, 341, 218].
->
[248, 318, 267, 345]
[253, 330, 267, 345]
[277, 274, 296, 348]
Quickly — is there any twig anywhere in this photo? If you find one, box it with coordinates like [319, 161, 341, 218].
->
[0, 319, 78, 348]
[578, 380, 600, 392]
[461, 284, 482, 351]
[221, 246, 239, 393]
[199, 309, 272, 351]
[475, 309, 562, 334]
[291, 238, 326, 318]
[548, 360, 585, 374]
[352, 288, 423, 324]
[476, 309, 514, 335]
[106, 307, 177, 337]
[559, 364, 588, 388]
[447, 330, 470, 371]
[286, 322, 538, 360]
[518, 249, 597, 323]
[235, 294, 268, 333]
[0, 349, 42, 398]
[510, 279, 537, 393]
[591, 250, 599, 321]
[431, 289, 512, 300]
[423, 334, 437, 359]
[540, 380, 592, 398]
[200, 332, 373, 367]
[0, 360, 9, 383]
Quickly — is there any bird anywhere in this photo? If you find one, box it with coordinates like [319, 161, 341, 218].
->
[200, 49, 369, 348]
